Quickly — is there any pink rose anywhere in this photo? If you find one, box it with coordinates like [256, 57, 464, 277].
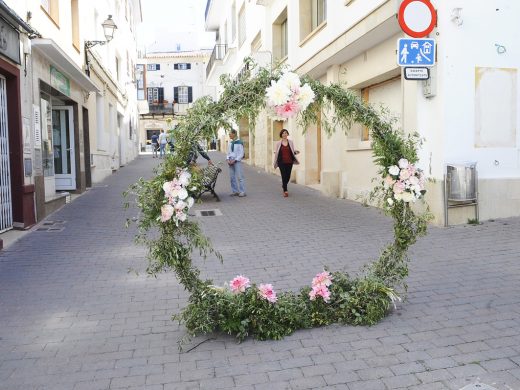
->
[160, 204, 174, 222]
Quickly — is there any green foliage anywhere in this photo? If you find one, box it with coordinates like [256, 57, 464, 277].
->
[128, 58, 432, 342]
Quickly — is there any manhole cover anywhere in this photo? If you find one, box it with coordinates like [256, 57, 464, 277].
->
[195, 209, 222, 217]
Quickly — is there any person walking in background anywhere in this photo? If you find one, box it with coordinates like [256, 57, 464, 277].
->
[273, 129, 299, 197]
[158, 129, 168, 158]
[226, 129, 246, 197]
[150, 132, 159, 158]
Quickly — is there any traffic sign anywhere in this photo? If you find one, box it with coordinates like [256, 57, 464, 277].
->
[398, 0, 437, 38]
[397, 38, 435, 67]
[404, 67, 429, 80]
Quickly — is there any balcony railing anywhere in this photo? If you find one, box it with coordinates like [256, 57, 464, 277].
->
[206, 44, 228, 79]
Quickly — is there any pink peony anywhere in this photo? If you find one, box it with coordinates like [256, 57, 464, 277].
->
[258, 284, 277, 303]
[312, 271, 333, 288]
[309, 285, 331, 303]
[230, 275, 250, 293]
[275, 100, 300, 119]
[160, 204, 174, 222]
[399, 169, 411, 180]
[384, 175, 396, 188]
[393, 181, 405, 194]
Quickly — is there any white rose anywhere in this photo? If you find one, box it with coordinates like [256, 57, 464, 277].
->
[388, 165, 400, 176]
[387, 198, 394, 206]
[401, 191, 415, 203]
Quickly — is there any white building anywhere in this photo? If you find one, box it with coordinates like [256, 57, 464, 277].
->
[1, 0, 142, 228]
[137, 50, 211, 150]
[204, 0, 520, 225]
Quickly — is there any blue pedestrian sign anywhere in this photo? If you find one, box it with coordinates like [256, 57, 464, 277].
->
[397, 38, 435, 67]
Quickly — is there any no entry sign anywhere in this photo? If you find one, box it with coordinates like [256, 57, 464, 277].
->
[398, 0, 437, 38]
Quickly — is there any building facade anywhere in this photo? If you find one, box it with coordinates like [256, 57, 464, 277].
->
[204, 0, 520, 225]
[137, 50, 211, 151]
[0, 0, 142, 238]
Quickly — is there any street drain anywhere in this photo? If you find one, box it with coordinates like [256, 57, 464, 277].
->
[195, 209, 222, 217]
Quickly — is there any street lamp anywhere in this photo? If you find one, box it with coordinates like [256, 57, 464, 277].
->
[84, 15, 118, 75]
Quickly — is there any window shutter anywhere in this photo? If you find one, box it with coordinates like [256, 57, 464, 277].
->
[188, 87, 193, 103]
[187, 63, 191, 70]
[174, 64, 179, 70]
[156, 64, 160, 70]
[174, 87, 179, 103]
[158, 88, 164, 103]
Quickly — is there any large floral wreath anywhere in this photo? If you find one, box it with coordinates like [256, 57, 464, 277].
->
[127, 64, 432, 342]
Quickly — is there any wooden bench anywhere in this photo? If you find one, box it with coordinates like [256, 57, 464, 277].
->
[197, 165, 222, 202]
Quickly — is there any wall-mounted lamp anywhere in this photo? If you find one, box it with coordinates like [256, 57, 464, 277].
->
[84, 15, 118, 76]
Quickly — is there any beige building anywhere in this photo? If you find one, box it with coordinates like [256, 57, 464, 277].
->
[2, 0, 142, 226]
[204, 0, 520, 225]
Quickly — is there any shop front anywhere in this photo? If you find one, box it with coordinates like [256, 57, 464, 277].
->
[31, 39, 99, 218]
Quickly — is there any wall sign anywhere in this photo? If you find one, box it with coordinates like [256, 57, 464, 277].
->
[50, 66, 70, 96]
[0, 17, 21, 64]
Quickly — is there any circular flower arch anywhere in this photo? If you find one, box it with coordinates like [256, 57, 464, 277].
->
[126, 61, 432, 342]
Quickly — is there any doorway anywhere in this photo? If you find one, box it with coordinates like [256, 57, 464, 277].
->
[0, 75, 12, 232]
[52, 106, 76, 190]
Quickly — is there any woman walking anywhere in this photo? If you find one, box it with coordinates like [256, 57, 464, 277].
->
[273, 129, 299, 197]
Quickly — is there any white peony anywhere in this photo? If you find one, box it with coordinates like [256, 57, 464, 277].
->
[177, 187, 188, 200]
[266, 81, 291, 106]
[280, 72, 301, 90]
[186, 197, 194, 208]
[297, 83, 315, 109]
[178, 171, 191, 186]
[387, 198, 394, 206]
[401, 191, 415, 203]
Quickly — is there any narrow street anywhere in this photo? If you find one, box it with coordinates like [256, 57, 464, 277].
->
[1, 153, 520, 390]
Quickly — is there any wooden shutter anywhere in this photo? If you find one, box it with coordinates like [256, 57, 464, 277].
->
[173, 87, 178, 103]
[188, 87, 193, 103]
[158, 88, 164, 103]
[187, 63, 191, 70]
[174, 64, 179, 70]
[156, 64, 160, 70]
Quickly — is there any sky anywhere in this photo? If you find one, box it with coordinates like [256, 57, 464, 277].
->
[137, 0, 215, 53]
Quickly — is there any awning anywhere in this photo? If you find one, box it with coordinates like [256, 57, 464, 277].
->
[31, 38, 100, 92]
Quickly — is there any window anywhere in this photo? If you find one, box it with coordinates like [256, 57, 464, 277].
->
[231, 1, 236, 43]
[115, 57, 120, 82]
[311, 0, 326, 30]
[273, 8, 289, 60]
[272, 9, 288, 61]
[299, 0, 326, 41]
[281, 19, 288, 58]
[238, 4, 246, 47]
[147, 64, 160, 71]
[147, 87, 164, 104]
[71, 0, 79, 50]
[136, 64, 145, 100]
[174, 86, 193, 104]
[41, 0, 59, 25]
[174, 63, 191, 70]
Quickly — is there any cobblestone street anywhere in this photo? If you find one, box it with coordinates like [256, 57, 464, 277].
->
[1, 153, 519, 390]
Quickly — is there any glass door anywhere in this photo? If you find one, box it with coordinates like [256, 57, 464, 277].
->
[52, 106, 76, 190]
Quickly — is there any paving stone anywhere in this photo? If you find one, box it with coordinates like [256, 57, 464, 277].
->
[0, 154, 519, 390]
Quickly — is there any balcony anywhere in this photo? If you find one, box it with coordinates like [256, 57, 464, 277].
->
[206, 44, 228, 79]
[142, 101, 193, 118]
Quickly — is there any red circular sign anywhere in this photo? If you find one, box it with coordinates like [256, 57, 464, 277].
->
[398, 0, 437, 38]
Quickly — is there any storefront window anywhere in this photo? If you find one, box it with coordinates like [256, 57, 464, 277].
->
[40, 94, 54, 177]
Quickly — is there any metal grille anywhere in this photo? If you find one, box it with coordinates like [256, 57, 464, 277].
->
[0, 76, 13, 233]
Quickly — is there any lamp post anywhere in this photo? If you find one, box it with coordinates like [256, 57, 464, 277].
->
[84, 15, 118, 76]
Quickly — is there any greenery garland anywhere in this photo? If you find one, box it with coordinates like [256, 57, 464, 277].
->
[125, 61, 432, 342]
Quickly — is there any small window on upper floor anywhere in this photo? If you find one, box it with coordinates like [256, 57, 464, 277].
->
[174, 63, 192, 70]
[299, 0, 326, 43]
[70, 0, 79, 50]
[147, 64, 160, 71]
[272, 8, 288, 61]
[41, 0, 60, 26]
[238, 4, 246, 47]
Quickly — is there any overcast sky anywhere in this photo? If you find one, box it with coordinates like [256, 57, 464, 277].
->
[137, 0, 215, 53]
